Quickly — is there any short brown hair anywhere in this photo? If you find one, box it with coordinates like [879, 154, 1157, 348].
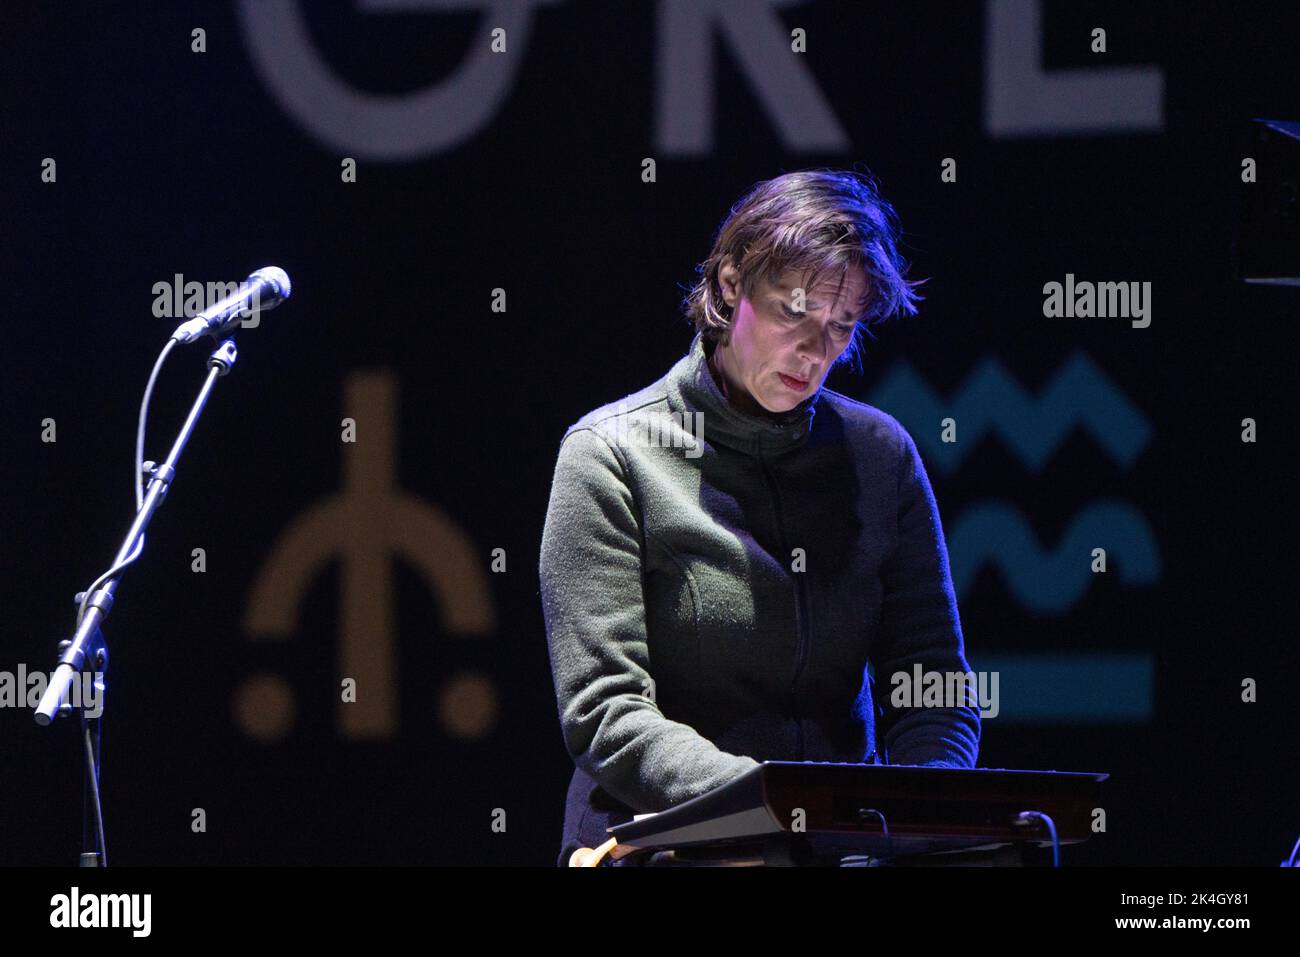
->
[680, 167, 926, 371]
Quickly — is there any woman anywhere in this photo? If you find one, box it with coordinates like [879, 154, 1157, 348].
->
[539, 168, 980, 867]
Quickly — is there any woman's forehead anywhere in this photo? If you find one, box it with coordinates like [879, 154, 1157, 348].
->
[767, 266, 869, 302]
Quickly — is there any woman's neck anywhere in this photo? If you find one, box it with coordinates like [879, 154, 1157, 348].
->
[707, 339, 787, 422]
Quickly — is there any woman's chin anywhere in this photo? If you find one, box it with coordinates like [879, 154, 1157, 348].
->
[758, 397, 799, 415]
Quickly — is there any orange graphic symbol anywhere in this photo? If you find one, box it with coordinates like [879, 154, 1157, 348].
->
[234, 370, 498, 741]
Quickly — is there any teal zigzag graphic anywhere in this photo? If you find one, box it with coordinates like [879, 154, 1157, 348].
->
[948, 501, 1160, 611]
[868, 352, 1152, 472]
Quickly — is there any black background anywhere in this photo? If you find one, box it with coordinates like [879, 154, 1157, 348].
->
[1, 0, 1296, 866]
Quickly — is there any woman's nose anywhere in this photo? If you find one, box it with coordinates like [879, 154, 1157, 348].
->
[798, 325, 829, 364]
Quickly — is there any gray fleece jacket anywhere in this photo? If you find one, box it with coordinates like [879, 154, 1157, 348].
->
[539, 331, 980, 865]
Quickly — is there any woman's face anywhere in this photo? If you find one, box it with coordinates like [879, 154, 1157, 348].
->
[715, 259, 868, 414]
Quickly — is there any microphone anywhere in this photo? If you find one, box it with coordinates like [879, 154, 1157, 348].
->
[170, 267, 292, 343]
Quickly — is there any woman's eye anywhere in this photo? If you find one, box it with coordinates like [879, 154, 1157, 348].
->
[782, 307, 852, 336]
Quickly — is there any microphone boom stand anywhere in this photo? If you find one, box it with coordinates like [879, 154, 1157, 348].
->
[34, 337, 241, 867]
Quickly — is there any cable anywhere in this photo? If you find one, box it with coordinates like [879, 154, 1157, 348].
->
[68, 338, 176, 868]
[66, 337, 176, 867]
[137, 338, 176, 510]
[839, 807, 892, 866]
[859, 807, 891, 847]
[1015, 810, 1060, 867]
[569, 837, 618, 867]
[81, 709, 107, 866]
[74, 338, 177, 629]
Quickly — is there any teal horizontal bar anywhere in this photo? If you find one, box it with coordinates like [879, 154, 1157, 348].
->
[967, 654, 1154, 723]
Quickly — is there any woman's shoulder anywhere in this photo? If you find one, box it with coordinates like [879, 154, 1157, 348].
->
[573, 383, 670, 431]
[552, 377, 675, 457]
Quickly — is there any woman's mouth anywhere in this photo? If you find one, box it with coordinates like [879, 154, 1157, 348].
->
[778, 373, 809, 391]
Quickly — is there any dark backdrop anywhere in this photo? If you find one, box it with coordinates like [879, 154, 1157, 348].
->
[2, 0, 1296, 865]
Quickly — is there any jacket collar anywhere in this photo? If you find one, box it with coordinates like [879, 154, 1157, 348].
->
[665, 331, 820, 455]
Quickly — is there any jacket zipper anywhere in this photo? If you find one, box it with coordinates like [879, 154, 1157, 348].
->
[755, 437, 811, 757]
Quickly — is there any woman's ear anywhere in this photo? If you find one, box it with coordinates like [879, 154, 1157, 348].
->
[718, 256, 740, 308]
